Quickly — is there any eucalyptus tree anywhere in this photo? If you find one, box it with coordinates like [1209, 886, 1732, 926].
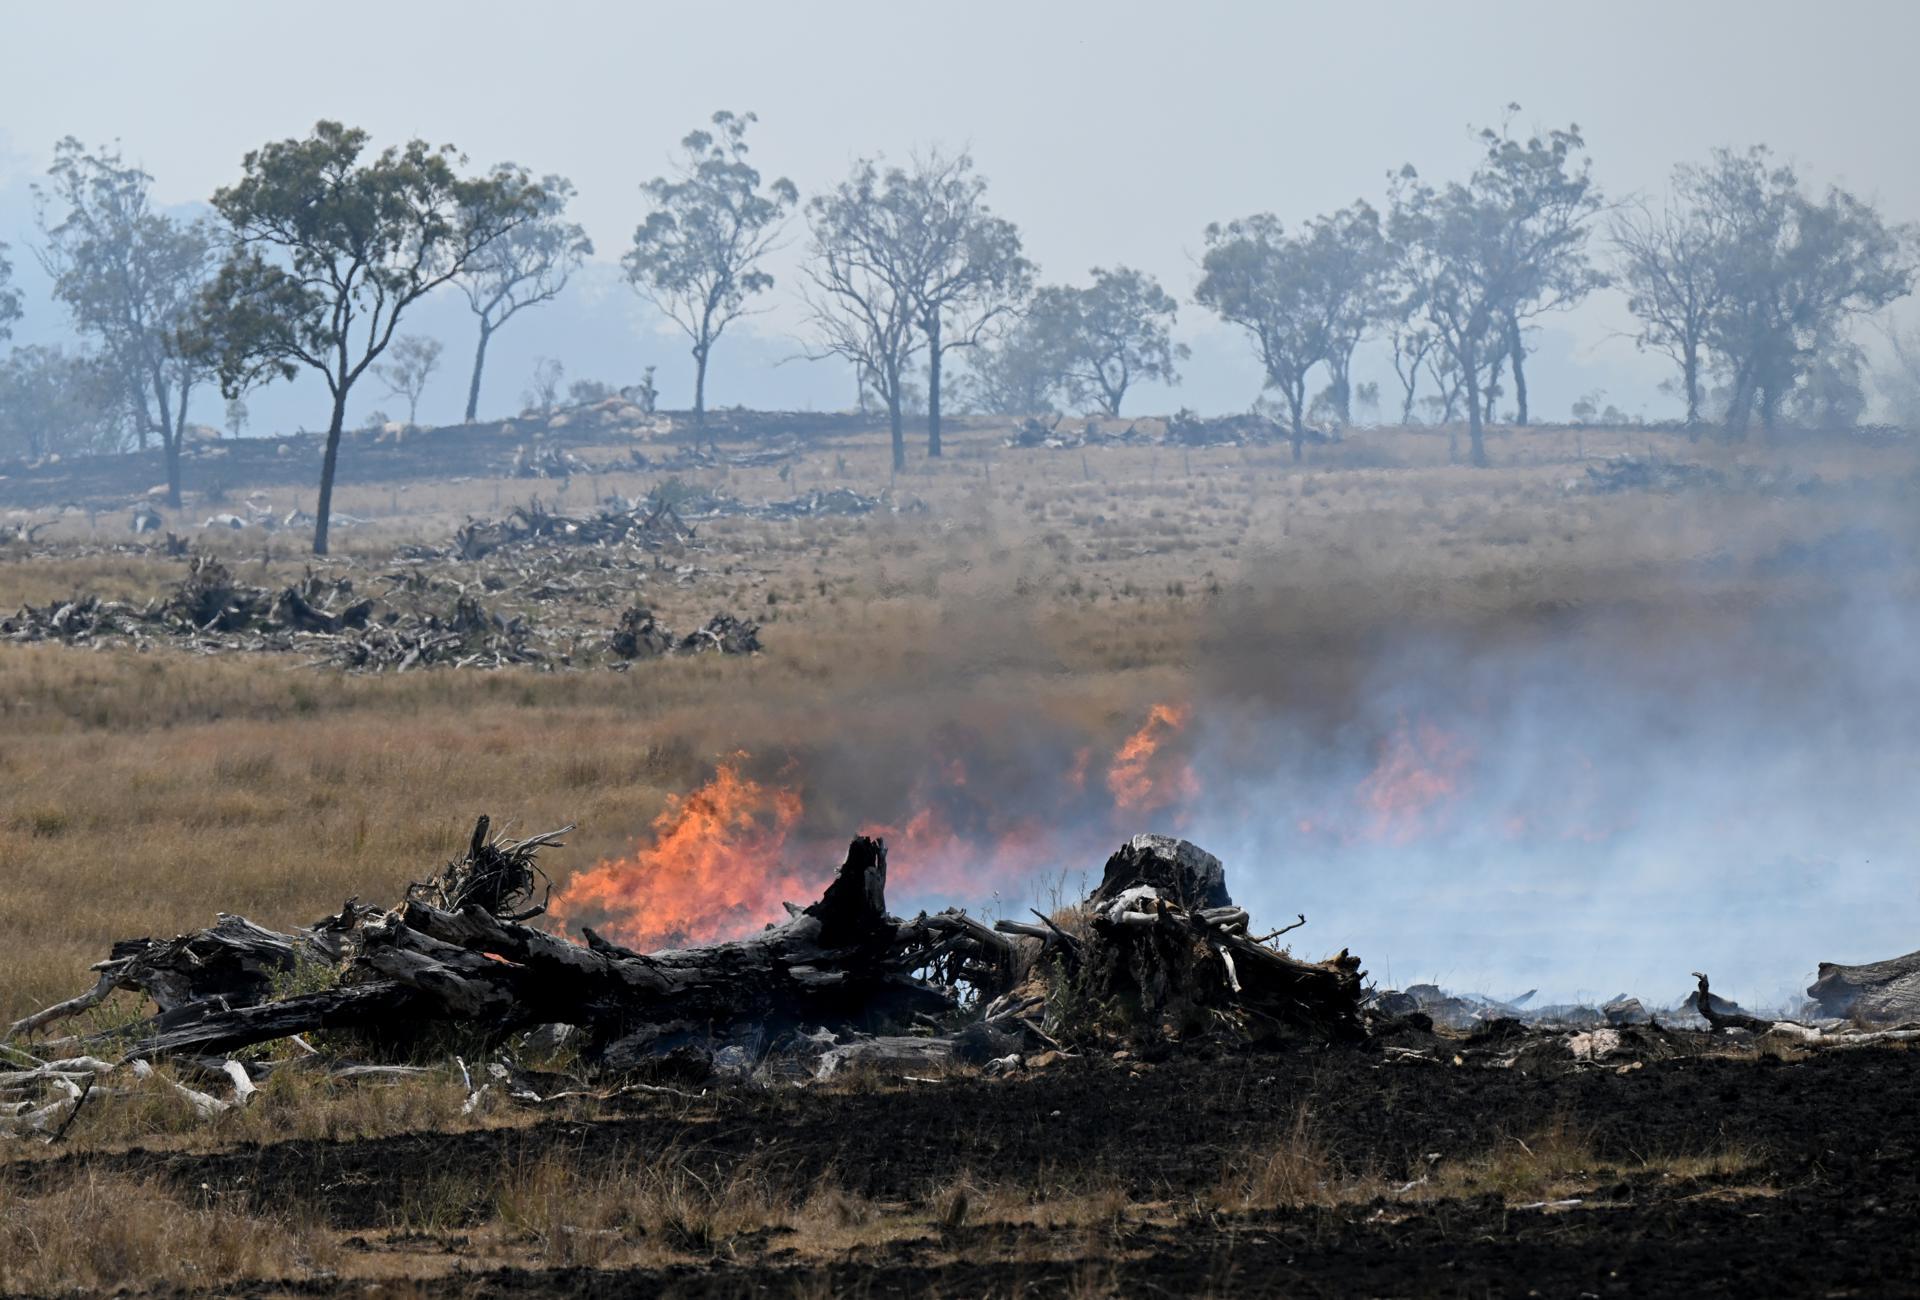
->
[1194, 215, 1331, 461]
[194, 121, 533, 553]
[1474, 117, 1605, 424]
[1390, 113, 1602, 460]
[1029, 265, 1185, 415]
[33, 138, 217, 503]
[0, 241, 20, 343]
[958, 312, 1064, 415]
[882, 150, 1031, 455]
[1679, 146, 1913, 434]
[802, 161, 926, 471]
[624, 111, 795, 425]
[454, 167, 591, 421]
[1301, 202, 1394, 426]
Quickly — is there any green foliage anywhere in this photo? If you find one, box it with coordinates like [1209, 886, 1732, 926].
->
[193, 120, 535, 553]
[624, 111, 796, 420]
[1195, 213, 1327, 450]
[1390, 109, 1604, 460]
[0, 240, 20, 343]
[1029, 266, 1187, 416]
[1684, 147, 1914, 432]
[33, 138, 219, 500]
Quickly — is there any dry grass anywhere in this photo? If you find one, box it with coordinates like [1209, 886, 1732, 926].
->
[2, 416, 1914, 1130]
[0, 1166, 338, 1293]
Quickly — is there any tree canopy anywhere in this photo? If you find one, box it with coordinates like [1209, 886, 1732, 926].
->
[454, 167, 591, 422]
[1027, 266, 1186, 416]
[0, 241, 20, 344]
[33, 138, 217, 503]
[194, 120, 532, 552]
[624, 111, 796, 424]
[802, 161, 929, 470]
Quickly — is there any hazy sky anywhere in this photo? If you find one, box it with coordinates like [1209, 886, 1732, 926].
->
[4, 0, 1917, 428]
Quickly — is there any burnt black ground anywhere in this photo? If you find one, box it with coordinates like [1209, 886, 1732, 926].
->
[19, 1037, 1920, 1297]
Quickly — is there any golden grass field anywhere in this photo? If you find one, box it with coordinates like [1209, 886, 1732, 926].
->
[3, 417, 1914, 1027]
[1, 415, 1915, 1293]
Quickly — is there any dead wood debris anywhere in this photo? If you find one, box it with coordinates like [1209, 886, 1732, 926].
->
[0, 554, 760, 672]
[2, 827, 1370, 1128]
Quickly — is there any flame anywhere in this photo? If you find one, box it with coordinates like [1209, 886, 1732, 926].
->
[545, 702, 1205, 954]
[1357, 717, 1473, 844]
[1107, 703, 1199, 815]
[546, 757, 811, 951]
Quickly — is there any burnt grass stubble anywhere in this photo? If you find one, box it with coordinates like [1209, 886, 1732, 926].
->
[18, 1038, 1920, 1297]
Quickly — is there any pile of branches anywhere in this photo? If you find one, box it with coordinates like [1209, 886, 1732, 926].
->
[607, 607, 761, 660]
[449, 498, 695, 562]
[1165, 410, 1299, 447]
[2, 828, 1366, 1130]
[0, 556, 553, 671]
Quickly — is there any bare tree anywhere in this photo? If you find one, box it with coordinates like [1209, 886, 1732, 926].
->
[455, 168, 591, 422]
[523, 356, 564, 416]
[375, 334, 442, 427]
[624, 111, 795, 425]
[1612, 187, 1729, 430]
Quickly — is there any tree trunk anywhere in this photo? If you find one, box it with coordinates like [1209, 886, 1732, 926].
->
[164, 377, 191, 510]
[1507, 316, 1529, 427]
[888, 386, 905, 473]
[313, 389, 349, 557]
[1329, 352, 1352, 427]
[1682, 344, 1701, 435]
[692, 342, 709, 427]
[1286, 374, 1306, 463]
[926, 315, 943, 458]
[1462, 339, 1487, 467]
[154, 372, 182, 508]
[464, 323, 491, 424]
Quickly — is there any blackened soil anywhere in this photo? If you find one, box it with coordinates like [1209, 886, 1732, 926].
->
[21, 1039, 1920, 1297]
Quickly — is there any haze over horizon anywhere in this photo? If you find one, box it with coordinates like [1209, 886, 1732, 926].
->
[4, 0, 1917, 432]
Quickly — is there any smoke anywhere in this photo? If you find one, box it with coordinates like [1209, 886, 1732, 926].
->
[550, 481, 1920, 1009]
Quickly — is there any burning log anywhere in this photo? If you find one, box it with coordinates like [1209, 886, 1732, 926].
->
[8, 823, 1364, 1096]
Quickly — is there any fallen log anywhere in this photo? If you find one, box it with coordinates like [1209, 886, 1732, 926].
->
[8, 822, 1367, 1097]
[1807, 948, 1920, 1024]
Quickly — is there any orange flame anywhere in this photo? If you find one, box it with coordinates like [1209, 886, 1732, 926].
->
[546, 757, 811, 951]
[1107, 703, 1199, 814]
[546, 702, 1205, 954]
[1357, 717, 1472, 844]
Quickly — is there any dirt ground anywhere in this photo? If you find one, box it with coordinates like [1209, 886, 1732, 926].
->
[8, 1037, 1915, 1297]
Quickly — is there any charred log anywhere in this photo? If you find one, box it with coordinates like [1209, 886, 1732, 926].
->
[1808, 949, 1920, 1024]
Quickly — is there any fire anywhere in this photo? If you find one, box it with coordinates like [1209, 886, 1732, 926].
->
[1357, 716, 1473, 844]
[546, 757, 811, 951]
[1107, 703, 1200, 814]
[545, 701, 1206, 955]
